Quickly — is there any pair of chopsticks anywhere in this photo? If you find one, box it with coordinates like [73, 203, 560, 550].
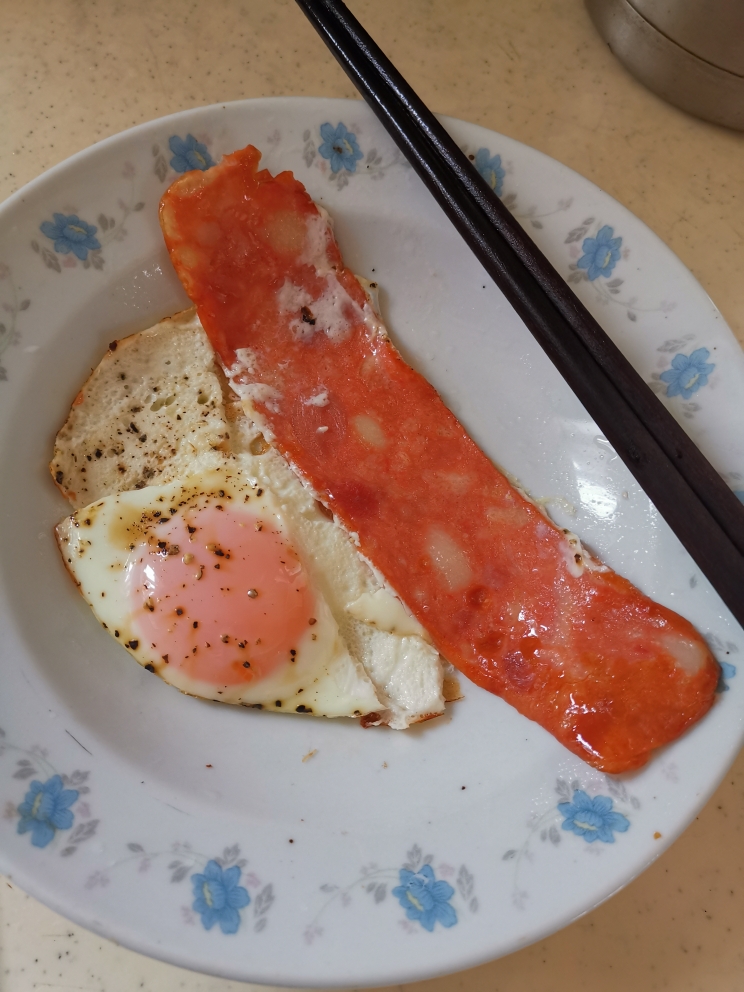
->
[295, 0, 744, 628]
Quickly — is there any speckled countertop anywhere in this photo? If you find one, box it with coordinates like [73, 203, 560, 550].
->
[1, 1, 743, 990]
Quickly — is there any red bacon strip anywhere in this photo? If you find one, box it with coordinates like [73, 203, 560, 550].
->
[160, 145, 719, 772]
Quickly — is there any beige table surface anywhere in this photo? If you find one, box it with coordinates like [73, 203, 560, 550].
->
[1, 1, 743, 989]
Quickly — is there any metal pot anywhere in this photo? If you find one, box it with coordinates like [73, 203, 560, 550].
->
[586, 0, 744, 130]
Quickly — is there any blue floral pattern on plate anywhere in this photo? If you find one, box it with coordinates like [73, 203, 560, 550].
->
[40, 214, 101, 261]
[465, 143, 576, 227]
[566, 217, 677, 321]
[303, 124, 405, 189]
[0, 727, 97, 856]
[392, 863, 457, 931]
[558, 790, 630, 843]
[474, 148, 505, 197]
[17, 775, 79, 848]
[577, 224, 622, 281]
[718, 661, 737, 692]
[84, 841, 274, 935]
[503, 777, 639, 909]
[32, 163, 144, 273]
[191, 859, 251, 934]
[168, 134, 215, 174]
[304, 844, 475, 942]
[659, 347, 715, 399]
[318, 122, 364, 175]
[646, 338, 717, 419]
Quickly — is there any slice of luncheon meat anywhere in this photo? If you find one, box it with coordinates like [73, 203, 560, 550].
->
[159, 144, 720, 773]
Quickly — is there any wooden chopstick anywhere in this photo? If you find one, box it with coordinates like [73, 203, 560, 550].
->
[294, 0, 744, 627]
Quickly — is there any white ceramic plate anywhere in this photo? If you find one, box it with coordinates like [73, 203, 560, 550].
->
[0, 98, 742, 988]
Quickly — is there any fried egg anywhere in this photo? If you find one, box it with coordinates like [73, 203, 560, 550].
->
[52, 310, 454, 726]
[56, 466, 383, 717]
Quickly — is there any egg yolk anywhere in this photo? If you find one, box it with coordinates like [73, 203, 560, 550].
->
[125, 504, 316, 686]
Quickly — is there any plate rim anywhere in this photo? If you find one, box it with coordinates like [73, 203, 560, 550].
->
[0, 94, 742, 987]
